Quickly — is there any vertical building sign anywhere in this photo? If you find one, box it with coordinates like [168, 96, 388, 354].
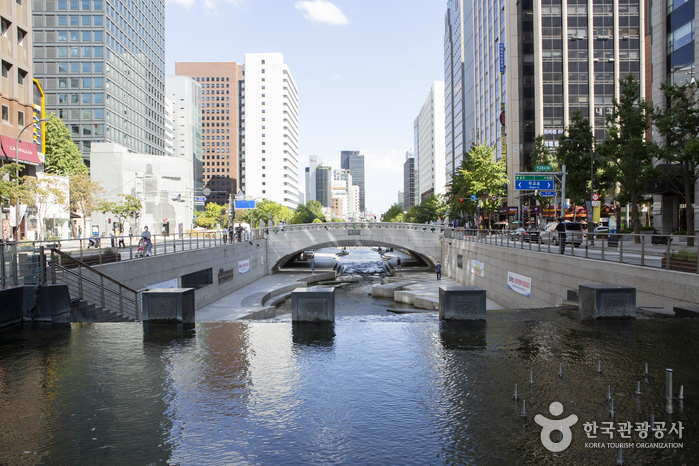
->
[499, 43, 505, 73]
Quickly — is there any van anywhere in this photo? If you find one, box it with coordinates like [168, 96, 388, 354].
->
[552, 222, 584, 247]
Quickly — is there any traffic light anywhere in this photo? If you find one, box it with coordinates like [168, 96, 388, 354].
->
[135, 212, 140, 220]
[459, 198, 465, 202]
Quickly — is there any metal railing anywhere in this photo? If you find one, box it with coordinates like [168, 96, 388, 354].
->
[264, 222, 445, 234]
[443, 228, 699, 274]
[47, 248, 141, 321]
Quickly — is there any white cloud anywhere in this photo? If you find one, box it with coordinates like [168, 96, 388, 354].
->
[295, 0, 348, 25]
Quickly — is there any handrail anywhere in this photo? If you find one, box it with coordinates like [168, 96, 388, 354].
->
[49, 248, 139, 294]
[52, 264, 137, 305]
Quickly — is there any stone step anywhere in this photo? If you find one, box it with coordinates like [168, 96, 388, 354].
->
[414, 295, 439, 310]
[673, 305, 699, 318]
[371, 281, 418, 298]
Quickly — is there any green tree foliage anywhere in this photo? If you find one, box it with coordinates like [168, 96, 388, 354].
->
[23, 176, 68, 240]
[529, 135, 558, 213]
[99, 194, 143, 231]
[404, 195, 448, 224]
[599, 75, 657, 241]
[193, 202, 227, 229]
[69, 172, 104, 235]
[246, 199, 294, 227]
[445, 144, 508, 225]
[291, 200, 325, 224]
[44, 114, 87, 176]
[381, 203, 405, 222]
[0, 162, 33, 208]
[653, 80, 699, 243]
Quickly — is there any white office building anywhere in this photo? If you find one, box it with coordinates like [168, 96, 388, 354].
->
[349, 185, 360, 221]
[415, 82, 446, 203]
[165, 76, 203, 194]
[164, 97, 175, 157]
[240, 53, 300, 208]
[305, 154, 320, 203]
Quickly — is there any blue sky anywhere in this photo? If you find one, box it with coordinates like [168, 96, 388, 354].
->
[165, 0, 444, 215]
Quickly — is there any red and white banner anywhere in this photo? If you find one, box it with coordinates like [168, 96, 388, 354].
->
[0, 135, 42, 166]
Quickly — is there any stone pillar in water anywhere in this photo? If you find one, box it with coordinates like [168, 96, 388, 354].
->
[291, 287, 336, 322]
[142, 288, 196, 323]
[578, 284, 636, 319]
[438, 286, 487, 321]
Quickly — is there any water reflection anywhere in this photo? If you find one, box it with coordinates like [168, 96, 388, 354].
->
[292, 322, 336, 347]
[438, 321, 487, 351]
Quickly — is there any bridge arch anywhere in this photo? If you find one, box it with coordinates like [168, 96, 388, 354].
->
[265, 223, 443, 272]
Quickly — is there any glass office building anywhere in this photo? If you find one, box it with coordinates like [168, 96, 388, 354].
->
[32, 0, 166, 165]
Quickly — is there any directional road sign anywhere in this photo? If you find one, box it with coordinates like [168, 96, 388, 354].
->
[195, 196, 206, 202]
[535, 165, 552, 172]
[514, 174, 554, 190]
[471, 195, 476, 202]
[539, 191, 556, 197]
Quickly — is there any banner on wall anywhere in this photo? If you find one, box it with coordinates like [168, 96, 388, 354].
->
[238, 259, 250, 274]
[507, 271, 531, 297]
[471, 260, 484, 277]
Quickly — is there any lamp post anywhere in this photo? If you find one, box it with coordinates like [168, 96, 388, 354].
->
[563, 138, 595, 241]
[14, 118, 49, 241]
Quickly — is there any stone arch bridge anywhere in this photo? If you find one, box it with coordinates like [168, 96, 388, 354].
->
[265, 223, 444, 271]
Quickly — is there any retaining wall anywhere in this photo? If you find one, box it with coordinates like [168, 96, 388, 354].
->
[441, 239, 699, 310]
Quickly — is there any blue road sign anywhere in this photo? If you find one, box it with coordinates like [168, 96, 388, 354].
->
[515, 180, 554, 190]
[235, 199, 256, 209]
[562, 203, 568, 210]
[539, 191, 556, 197]
[470, 195, 476, 201]
[195, 196, 206, 202]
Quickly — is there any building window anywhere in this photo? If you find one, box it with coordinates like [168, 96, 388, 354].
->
[18, 68, 27, 85]
[1, 60, 10, 78]
[17, 28, 26, 46]
[17, 111, 24, 126]
[1, 105, 8, 122]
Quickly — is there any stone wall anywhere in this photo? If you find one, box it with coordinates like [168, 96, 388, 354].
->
[441, 238, 699, 310]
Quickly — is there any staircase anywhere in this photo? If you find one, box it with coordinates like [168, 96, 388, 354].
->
[48, 249, 141, 322]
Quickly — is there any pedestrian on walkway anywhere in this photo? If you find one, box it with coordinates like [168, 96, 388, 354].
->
[310, 257, 316, 274]
[118, 230, 125, 248]
[556, 218, 566, 255]
[396, 256, 401, 272]
[78, 226, 82, 239]
[436, 261, 442, 280]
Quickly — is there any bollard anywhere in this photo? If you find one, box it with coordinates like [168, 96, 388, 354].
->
[645, 362, 649, 376]
[598, 360, 602, 373]
[607, 385, 612, 401]
[666, 369, 673, 414]
[514, 384, 518, 401]
[559, 363, 563, 378]
[530, 370, 533, 384]
[521, 399, 526, 417]
[610, 398, 615, 417]
[636, 381, 641, 395]
[679, 385, 684, 400]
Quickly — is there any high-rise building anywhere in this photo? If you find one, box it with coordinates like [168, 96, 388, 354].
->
[398, 190, 404, 209]
[165, 76, 203, 198]
[444, 0, 476, 179]
[32, 0, 166, 165]
[315, 165, 332, 208]
[305, 154, 320, 203]
[331, 179, 348, 220]
[239, 53, 299, 208]
[163, 97, 174, 157]
[175, 62, 243, 205]
[415, 82, 446, 202]
[340, 150, 365, 215]
[403, 150, 416, 209]
[348, 185, 360, 221]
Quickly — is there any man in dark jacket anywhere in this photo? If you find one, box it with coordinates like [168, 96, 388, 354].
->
[556, 218, 566, 254]
[436, 261, 442, 280]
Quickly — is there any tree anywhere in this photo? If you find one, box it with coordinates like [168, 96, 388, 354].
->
[291, 201, 325, 224]
[445, 144, 508, 227]
[43, 114, 87, 176]
[557, 111, 612, 221]
[23, 175, 68, 240]
[70, 172, 104, 236]
[381, 203, 405, 222]
[405, 195, 448, 224]
[529, 135, 558, 221]
[193, 202, 227, 229]
[599, 75, 657, 242]
[0, 162, 33, 209]
[653, 80, 699, 245]
[248, 199, 294, 227]
[99, 194, 142, 232]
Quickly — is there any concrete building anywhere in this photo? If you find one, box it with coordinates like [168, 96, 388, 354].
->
[415, 82, 446, 202]
[444, 0, 476, 179]
[305, 154, 320, 203]
[32, 0, 167, 163]
[331, 179, 348, 220]
[239, 53, 299, 208]
[403, 150, 416, 209]
[315, 165, 332, 208]
[90, 142, 194, 236]
[398, 190, 404, 209]
[349, 185, 360, 221]
[164, 97, 174, 157]
[165, 76, 203, 201]
[340, 150, 365, 216]
[649, 0, 698, 233]
[175, 62, 242, 205]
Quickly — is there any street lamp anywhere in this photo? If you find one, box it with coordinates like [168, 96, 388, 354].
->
[563, 138, 595, 239]
[15, 118, 49, 241]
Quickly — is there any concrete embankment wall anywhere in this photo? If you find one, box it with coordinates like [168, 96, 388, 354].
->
[441, 239, 699, 310]
[93, 239, 269, 310]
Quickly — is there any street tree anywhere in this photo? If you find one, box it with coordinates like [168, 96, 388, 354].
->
[99, 194, 143, 232]
[69, 172, 104, 236]
[23, 175, 68, 240]
[0, 162, 33, 209]
[247, 199, 294, 227]
[291, 201, 325, 224]
[405, 195, 448, 224]
[653, 80, 699, 245]
[599, 75, 657, 242]
[381, 203, 405, 222]
[193, 202, 227, 229]
[43, 114, 87, 176]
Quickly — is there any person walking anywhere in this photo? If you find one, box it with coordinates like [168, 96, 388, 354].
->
[436, 261, 442, 280]
[396, 256, 402, 272]
[110, 230, 116, 248]
[556, 218, 566, 255]
[118, 230, 125, 248]
[142, 226, 152, 256]
[78, 226, 82, 239]
[310, 257, 316, 274]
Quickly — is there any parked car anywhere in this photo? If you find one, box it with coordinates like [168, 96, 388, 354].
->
[524, 228, 540, 243]
[509, 228, 527, 240]
[552, 222, 584, 247]
[593, 226, 609, 234]
[303, 250, 315, 259]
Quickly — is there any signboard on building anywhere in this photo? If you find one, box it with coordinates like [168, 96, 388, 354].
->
[507, 271, 531, 298]
[238, 259, 250, 274]
[218, 268, 235, 285]
[499, 43, 505, 73]
[471, 259, 484, 277]
[501, 135, 507, 159]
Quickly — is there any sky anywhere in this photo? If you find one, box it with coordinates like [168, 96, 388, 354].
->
[165, 0, 445, 216]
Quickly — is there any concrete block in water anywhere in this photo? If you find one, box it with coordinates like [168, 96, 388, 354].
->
[142, 288, 196, 323]
[673, 305, 699, 318]
[0, 286, 33, 329]
[438, 286, 487, 321]
[578, 284, 636, 320]
[291, 286, 336, 322]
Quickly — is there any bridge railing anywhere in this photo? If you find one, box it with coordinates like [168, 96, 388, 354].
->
[444, 228, 699, 274]
[264, 222, 446, 234]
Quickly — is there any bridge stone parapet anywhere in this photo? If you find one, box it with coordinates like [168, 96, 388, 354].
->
[265, 223, 444, 271]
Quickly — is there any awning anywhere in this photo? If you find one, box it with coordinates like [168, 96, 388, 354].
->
[0, 135, 42, 166]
